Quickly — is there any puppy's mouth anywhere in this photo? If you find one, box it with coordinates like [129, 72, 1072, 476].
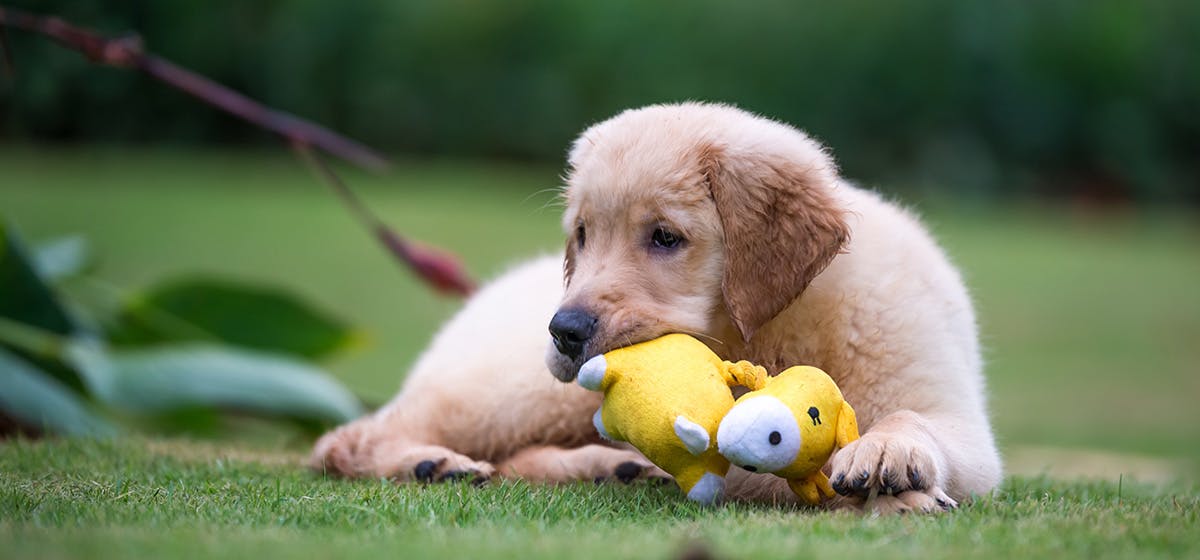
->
[545, 326, 671, 383]
[546, 343, 597, 383]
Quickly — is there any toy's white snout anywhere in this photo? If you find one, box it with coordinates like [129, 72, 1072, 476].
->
[716, 396, 802, 474]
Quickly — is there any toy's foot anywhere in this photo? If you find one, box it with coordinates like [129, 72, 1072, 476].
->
[686, 473, 726, 505]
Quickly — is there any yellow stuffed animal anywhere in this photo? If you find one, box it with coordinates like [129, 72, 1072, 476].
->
[716, 365, 860, 505]
[577, 333, 768, 504]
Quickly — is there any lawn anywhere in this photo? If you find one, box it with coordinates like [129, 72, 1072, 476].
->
[2, 437, 1197, 560]
[2, 149, 1198, 558]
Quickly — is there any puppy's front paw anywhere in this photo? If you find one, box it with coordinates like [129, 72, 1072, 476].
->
[410, 455, 497, 485]
[367, 442, 496, 485]
[310, 422, 371, 476]
[835, 488, 958, 515]
[581, 447, 672, 484]
[830, 431, 943, 498]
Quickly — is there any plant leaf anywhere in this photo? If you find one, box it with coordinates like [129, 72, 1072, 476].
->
[33, 235, 90, 282]
[0, 346, 116, 437]
[66, 342, 365, 425]
[0, 222, 90, 391]
[0, 222, 82, 336]
[114, 277, 360, 360]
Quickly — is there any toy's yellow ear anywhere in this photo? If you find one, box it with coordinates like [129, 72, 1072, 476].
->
[835, 401, 860, 449]
[721, 360, 768, 391]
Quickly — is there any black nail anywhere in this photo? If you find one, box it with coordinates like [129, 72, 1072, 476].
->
[908, 468, 923, 489]
[881, 470, 898, 494]
[832, 473, 848, 494]
[614, 461, 644, 484]
[936, 498, 952, 511]
[594, 476, 607, 485]
[414, 460, 439, 483]
[851, 470, 870, 490]
[436, 470, 470, 483]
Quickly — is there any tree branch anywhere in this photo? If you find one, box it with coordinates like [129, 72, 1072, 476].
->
[293, 142, 475, 296]
[0, 7, 387, 170]
[0, 6, 477, 297]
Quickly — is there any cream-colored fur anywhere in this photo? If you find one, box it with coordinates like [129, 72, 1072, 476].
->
[311, 103, 1002, 513]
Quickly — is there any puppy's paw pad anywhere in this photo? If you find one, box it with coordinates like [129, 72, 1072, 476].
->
[400, 452, 495, 485]
[614, 461, 645, 484]
[864, 488, 955, 515]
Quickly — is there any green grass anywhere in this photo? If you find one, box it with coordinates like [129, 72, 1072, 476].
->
[2, 438, 1198, 560]
[2, 149, 1199, 558]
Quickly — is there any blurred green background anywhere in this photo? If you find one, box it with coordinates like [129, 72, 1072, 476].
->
[2, 1, 1198, 469]
[3, 0, 1198, 204]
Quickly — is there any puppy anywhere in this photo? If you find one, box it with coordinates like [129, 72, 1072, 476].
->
[311, 103, 1002, 513]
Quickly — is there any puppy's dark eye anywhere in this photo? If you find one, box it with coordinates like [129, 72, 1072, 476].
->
[650, 227, 684, 250]
[576, 225, 586, 250]
[768, 431, 782, 445]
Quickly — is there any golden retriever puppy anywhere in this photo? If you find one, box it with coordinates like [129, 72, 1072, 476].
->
[311, 102, 1002, 513]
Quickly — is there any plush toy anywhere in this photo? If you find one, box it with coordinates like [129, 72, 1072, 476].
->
[577, 333, 768, 504]
[716, 365, 860, 505]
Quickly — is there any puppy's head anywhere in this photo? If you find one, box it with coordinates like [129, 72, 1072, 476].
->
[546, 103, 849, 382]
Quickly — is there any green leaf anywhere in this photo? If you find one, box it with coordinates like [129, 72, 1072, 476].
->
[33, 235, 91, 282]
[0, 222, 82, 337]
[66, 342, 365, 425]
[0, 347, 116, 437]
[115, 277, 361, 360]
[0, 222, 89, 391]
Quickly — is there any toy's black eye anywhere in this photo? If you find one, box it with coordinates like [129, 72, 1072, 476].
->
[576, 224, 586, 249]
[650, 227, 684, 250]
[768, 431, 782, 445]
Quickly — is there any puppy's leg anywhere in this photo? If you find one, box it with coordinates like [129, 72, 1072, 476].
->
[497, 444, 669, 484]
[829, 408, 1001, 513]
[310, 408, 496, 483]
[311, 256, 598, 484]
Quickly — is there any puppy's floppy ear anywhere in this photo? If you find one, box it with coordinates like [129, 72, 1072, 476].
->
[699, 141, 850, 342]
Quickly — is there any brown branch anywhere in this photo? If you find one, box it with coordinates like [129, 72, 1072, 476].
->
[0, 7, 387, 170]
[1, 6, 477, 297]
[0, 25, 12, 80]
[293, 142, 475, 296]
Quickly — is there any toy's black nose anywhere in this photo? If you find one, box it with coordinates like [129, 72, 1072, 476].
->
[741, 465, 758, 472]
[548, 308, 597, 360]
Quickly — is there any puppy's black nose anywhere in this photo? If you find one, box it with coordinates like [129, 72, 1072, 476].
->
[548, 308, 597, 360]
[741, 465, 758, 472]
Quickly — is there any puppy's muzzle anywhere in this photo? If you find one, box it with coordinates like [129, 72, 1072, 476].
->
[548, 308, 598, 360]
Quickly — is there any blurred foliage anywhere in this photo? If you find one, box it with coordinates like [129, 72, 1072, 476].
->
[0, 221, 365, 438]
[1, 0, 1197, 204]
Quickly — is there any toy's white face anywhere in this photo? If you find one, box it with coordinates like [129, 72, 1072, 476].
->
[716, 396, 802, 474]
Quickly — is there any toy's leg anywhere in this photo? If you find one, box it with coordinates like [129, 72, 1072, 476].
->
[786, 478, 821, 506]
[593, 408, 614, 441]
[687, 473, 726, 505]
[815, 471, 836, 500]
[674, 466, 726, 506]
